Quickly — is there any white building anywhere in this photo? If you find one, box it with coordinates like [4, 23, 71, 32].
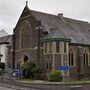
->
[0, 30, 12, 69]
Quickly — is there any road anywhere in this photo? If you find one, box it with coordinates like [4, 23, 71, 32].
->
[0, 85, 42, 90]
[0, 86, 16, 90]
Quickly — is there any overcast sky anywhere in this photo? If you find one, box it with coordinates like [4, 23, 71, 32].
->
[0, 0, 90, 34]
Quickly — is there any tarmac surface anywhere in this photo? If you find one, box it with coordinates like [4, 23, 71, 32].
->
[0, 85, 16, 90]
[0, 84, 42, 90]
[0, 85, 42, 90]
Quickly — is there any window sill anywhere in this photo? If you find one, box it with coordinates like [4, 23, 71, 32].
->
[44, 53, 53, 55]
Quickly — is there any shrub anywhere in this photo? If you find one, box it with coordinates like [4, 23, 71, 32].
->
[48, 70, 62, 82]
[32, 66, 42, 79]
[0, 62, 5, 69]
[21, 61, 35, 78]
[21, 61, 43, 79]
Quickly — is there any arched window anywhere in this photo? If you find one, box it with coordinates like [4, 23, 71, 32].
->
[83, 49, 89, 66]
[69, 49, 74, 66]
[20, 20, 31, 49]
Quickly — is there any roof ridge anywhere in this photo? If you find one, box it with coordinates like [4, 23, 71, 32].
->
[31, 9, 57, 17]
[31, 9, 89, 24]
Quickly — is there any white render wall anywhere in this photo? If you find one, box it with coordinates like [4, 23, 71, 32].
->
[0, 44, 7, 63]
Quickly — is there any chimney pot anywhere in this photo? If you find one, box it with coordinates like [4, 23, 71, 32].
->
[58, 13, 63, 19]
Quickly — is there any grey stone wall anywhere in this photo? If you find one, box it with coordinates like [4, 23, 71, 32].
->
[14, 8, 42, 68]
[69, 46, 90, 79]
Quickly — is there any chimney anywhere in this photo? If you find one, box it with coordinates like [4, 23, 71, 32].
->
[58, 13, 63, 19]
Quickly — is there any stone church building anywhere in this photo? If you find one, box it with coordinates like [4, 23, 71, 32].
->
[12, 3, 90, 80]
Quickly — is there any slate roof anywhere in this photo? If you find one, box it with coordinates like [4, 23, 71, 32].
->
[31, 9, 90, 45]
[19, 6, 90, 45]
[42, 27, 71, 42]
[0, 30, 9, 37]
[0, 35, 12, 44]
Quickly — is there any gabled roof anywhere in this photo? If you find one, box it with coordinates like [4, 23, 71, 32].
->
[16, 5, 90, 45]
[31, 10, 90, 45]
[0, 35, 12, 44]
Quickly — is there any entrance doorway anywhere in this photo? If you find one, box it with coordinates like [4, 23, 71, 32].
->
[19, 55, 29, 67]
[24, 55, 29, 62]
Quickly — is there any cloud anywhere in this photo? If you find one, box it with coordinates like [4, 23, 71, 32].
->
[0, 0, 90, 34]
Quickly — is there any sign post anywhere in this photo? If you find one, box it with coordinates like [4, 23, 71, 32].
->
[14, 68, 21, 79]
[59, 65, 70, 90]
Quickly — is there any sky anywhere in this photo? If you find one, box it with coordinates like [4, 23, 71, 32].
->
[0, 0, 90, 34]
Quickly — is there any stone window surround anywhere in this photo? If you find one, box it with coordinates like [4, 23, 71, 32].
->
[46, 62, 51, 71]
[44, 41, 68, 54]
[19, 20, 31, 49]
[83, 48, 90, 66]
[69, 48, 75, 67]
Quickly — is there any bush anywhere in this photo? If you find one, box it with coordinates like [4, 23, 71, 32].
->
[0, 62, 5, 69]
[21, 61, 35, 78]
[48, 70, 62, 82]
[32, 66, 42, 79]
[21, 61, 43, 79]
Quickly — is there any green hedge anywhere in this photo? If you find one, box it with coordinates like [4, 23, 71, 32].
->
[48, 70, 62, 82]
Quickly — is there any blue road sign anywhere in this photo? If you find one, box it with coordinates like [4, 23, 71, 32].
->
[14, 68, 21, 77]
[59, 66, 70, 71]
